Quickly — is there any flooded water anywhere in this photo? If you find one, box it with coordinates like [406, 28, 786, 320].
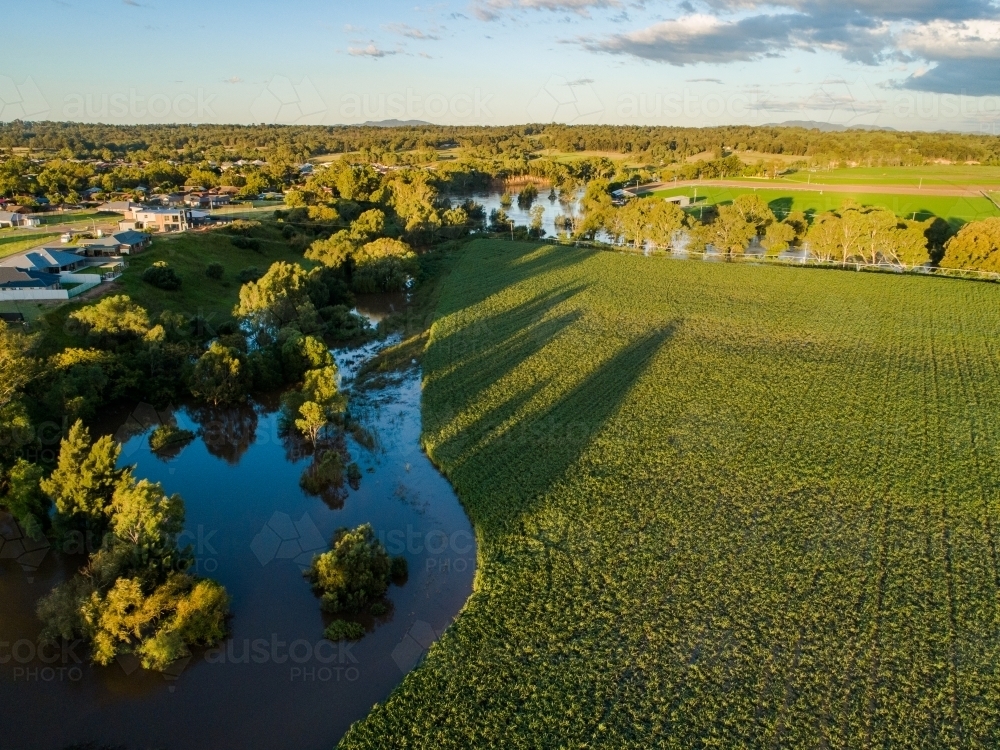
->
[0, 298, 476, 750]
[446, 185, 585, 239]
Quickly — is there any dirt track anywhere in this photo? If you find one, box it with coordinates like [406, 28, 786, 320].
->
[636, 179, 999, 199]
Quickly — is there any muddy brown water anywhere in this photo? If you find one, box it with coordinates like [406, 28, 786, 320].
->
[0, 298, 476, 750]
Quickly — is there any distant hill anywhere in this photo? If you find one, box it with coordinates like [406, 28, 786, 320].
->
[361, 119, 431, 127]
[766, 120, 896, 132]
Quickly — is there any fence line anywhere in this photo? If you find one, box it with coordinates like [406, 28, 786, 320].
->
[524, 234, 1000, 283]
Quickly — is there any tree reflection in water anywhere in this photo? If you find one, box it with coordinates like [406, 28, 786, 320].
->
[189, 403, 260, 465]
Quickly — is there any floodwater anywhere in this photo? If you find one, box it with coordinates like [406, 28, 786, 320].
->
[0, 297, 476, 750]
[446, 185, 585, 239]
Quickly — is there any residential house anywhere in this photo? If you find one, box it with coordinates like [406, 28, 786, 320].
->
[0, 247, 84, 274]
[131, 207, 192, 233]
[0, 267, 62, 291]
[97, 201, 143, 215]
[78, 230, 150, 256]
[0, 211, 40, 228]
[184, 192, 231, 208]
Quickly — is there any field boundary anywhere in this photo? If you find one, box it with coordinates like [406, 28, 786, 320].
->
[517, 234, 1000, 283]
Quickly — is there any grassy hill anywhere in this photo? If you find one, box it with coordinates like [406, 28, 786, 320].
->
[341, 239, 1000, 747]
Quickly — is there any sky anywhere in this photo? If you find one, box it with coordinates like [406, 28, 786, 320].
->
[1, 0, 999, 132]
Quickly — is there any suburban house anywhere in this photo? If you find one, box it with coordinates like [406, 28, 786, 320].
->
[184, 192, 231, 208]
[0, 247, 85, 274]
[78, 230, 151, 256]
[132, 207, 192, 232]
[0, 267, 62, 291]
[0, 211, 41, 228]
[97, 201, 143, 215]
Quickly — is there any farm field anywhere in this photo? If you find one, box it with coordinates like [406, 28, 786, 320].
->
[341, 238, 1000, 747]
[650, 185, 1000, 222]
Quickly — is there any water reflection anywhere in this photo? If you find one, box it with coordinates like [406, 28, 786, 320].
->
[189, 403, 259, 465]
[0, 316, 476, 750]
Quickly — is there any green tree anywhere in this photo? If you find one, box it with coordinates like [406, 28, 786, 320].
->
[70, 296, 150, 342]
[236, 261, 319, 333]
[352, 238, 418, 294]
[0, 320, 36, 411]
[306, 231, 357, 270]
[4, 459, 48, 538]
[305, 524, 396, 614]
[190, 342, 249, 405]
[761, 221, 797, 255]
[700, 205, 758, 256]
[41, 420, 125, 522]
[941, 217, 1000, 272]
[295, 401, 328, 447]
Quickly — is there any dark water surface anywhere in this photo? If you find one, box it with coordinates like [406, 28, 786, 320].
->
[0, 306, 476, 750]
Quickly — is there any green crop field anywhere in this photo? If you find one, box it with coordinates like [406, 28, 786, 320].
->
[650, 186, 1000, 223]
[341, 239, 1000, 748]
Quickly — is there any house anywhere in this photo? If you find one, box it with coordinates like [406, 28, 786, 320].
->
[0, 211, 29, 228]
[0, 267, 62, 291]
[184, 192, 231, 208]
[97, 201, 143, 215]
[0, 247, 85, 274]
[131, 207, 192, 233]
[78, 230, 150, 256]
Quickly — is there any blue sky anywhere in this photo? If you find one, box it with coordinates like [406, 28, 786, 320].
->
[2, 0, 998, 131]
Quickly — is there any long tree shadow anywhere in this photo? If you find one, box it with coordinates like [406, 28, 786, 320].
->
[427, 280, 585, 363]
[435, 241, 593, 320]
[426, 323, 680, 531]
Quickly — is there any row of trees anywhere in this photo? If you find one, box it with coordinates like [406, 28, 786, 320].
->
[577, 187, 954, 267]
[5, 121, 999, 166]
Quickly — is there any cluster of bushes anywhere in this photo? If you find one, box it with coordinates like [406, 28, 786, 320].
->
[142, 261, 182, 290]
[305, 523, 407, 641]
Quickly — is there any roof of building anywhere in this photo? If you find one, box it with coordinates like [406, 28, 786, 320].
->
[0, 267, 62, 289]
[98, 201, 140, 212]
[0, 247, 83, 271]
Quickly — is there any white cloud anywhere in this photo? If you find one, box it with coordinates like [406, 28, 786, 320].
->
[899, 19, 1000, 59]
[473, 0, 618, 21]
[348, 44, 398, 58]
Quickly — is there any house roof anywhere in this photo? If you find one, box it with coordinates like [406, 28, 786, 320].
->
[0, 267, 61, 289]
[97, 201, 140, 212]
[0, 247, 83, 271]
[113, 230, 148, 245]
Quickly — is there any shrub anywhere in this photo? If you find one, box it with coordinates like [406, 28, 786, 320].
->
[238, 266, 263, 284]
[305, 523, 391, 614]
[142, 262, 182, 291]
[231, 236, 261, 252]
[323, 620, 365, 641]
[205, 262, 224, 280]
[149, 425, 195, 453]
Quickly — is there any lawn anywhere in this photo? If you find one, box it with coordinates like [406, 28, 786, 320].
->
[774, 165, 1000, 187]
[115, 227, 307, 321]
[341, 239, 1000, 747]
[649, 185, 1000, 223]
[0, 231, 61, 259]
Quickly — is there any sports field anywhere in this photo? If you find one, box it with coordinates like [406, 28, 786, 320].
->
[649, 185, 1000, 223]
[774, 165, 1000, 188]
[341, 239, 1000, 747]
